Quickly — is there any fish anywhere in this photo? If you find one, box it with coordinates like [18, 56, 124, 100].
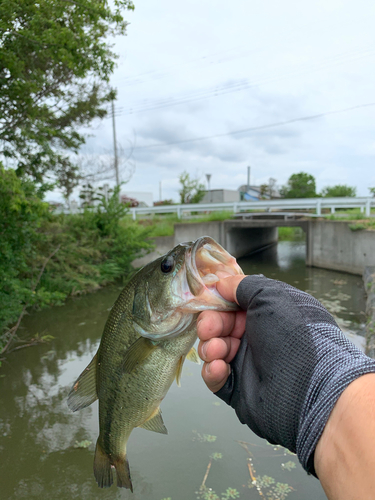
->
[67, 236, 243, 490]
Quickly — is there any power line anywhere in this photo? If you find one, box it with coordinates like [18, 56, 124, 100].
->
[117, 17, 341, 88]
[130, 102, 375, 151]
[109, 47, 375, 117]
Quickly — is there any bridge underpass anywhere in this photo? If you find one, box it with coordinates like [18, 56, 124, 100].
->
[174, 213, 310, 261]
[132, 213, 375, 276]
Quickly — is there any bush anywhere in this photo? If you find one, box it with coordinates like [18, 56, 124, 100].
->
[0, 171, 151, 352]
[0, 165, 61, 345]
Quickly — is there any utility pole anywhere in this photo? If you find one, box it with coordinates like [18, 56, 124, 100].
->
[206, 174, 212, 203]
[111, 98, 120, 187]
[247, 166, 251, 191]
[159, 181, 162, 201]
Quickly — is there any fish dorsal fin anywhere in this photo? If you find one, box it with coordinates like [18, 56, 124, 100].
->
[67, 354, 98, 412]
[122, 337, 158, 374]
[186, 347, 201, 364]
[175, 355, 186, 387]
[139, 407, 168, 434]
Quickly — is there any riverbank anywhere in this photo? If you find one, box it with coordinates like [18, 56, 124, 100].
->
[0, 178, 152, 358]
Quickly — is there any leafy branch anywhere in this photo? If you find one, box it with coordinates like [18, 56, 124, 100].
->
[0, 245, 60, 356]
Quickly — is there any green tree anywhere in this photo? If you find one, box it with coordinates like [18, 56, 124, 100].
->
[0, 164, 62, 345]
[0, 170, 151, 354]
[0, 0, 134, 191]
[369, 187, 375, 197]
[321, 185, 356, 197]
[281, 172, 317, 198]
[178, 171, 205, 204]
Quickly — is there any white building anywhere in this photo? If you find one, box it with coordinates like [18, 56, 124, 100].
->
[199, 189, 240, 203]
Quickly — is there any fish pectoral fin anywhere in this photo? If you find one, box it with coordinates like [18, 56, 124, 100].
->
[139, 407, 168, 434]
[67, 353, 98, 412]
[187, 347, 201, 364]
[175, 355, 185, 387]
[122, 337, 158, 374]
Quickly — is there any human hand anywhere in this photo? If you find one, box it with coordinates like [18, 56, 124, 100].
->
[197, 275, 246, 393]
[197, 274, 375, 478]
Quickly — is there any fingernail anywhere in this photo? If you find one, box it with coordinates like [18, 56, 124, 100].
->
[205, 362, 211, 374]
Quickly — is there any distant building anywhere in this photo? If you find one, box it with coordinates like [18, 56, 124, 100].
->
[121, 191, 153, 207]
[238, 184, 282, 201]
[199, 189, 240, 203]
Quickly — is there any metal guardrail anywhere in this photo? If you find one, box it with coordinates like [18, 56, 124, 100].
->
[130, 197, 375, 220]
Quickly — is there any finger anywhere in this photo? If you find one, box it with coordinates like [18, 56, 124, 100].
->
[230, 310, 247, 339]
[216, 275, 247, 304]
[197, 310, 236, 341]
[198, 336, 241, 364]
[197, 310, 247, 342]
[198, 337, 230, 362]
[201, 359, 231, 393]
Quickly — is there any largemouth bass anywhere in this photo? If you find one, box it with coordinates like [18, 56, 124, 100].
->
[68, 236, 243, 490]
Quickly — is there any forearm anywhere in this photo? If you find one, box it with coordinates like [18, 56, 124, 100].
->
[315, 373, 375, 500]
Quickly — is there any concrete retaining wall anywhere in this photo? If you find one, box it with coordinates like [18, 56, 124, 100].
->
[364, 266, 375, 357]
[174, 221, 278, 258]
[307, 221, 375, 275]
[174, 222, 225, 247]
[132, 235, 174, 268]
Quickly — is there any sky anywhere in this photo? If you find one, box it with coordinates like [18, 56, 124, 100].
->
[63, 0, 375, 203]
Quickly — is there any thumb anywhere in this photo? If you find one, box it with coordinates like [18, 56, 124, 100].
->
[216, 275, 247, 305]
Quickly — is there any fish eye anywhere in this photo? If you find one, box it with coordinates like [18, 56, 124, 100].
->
[161, 255, 174, 274]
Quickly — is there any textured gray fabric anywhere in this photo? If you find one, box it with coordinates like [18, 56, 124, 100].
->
[215, 275, 375, 477]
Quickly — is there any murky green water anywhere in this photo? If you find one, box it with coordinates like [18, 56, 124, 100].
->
[0, 241, 366, 500]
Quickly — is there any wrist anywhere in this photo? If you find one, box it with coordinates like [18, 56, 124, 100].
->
[315, 373, 375, 500]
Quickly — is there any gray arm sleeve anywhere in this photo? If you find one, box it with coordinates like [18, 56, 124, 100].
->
[215, 275, 375, 476]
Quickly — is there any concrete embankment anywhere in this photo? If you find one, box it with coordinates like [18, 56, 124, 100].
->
[132, 235, 174, 268]
[173, 221, 278, 258]
[307, 220, 375, 275]
[364, 266, 375, 357]
[132, 221, 279, 268]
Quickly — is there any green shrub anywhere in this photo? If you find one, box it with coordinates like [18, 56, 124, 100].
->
[0, 172, 151, 352]
[0, 165, 60, 344]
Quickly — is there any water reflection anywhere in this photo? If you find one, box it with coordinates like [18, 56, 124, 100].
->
[1, 242, 365, 499]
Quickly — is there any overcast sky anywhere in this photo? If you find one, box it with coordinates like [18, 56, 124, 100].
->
[72, 0, 375, 203]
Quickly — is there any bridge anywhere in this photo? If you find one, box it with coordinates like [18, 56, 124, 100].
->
[130, 196, 375, 220]
[170, 213, 375, 276]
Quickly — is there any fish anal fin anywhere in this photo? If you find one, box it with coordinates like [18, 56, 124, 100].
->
[187, 347, 201, 364]
[67, 353, 98, 412]
[93, 440, 113, 488]
[122, 337, 158, 374]
[139, 407, 168, 434]
[175, 355, 185, 387]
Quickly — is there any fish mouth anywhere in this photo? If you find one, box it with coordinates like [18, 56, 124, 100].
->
[179, 236, 244, 312]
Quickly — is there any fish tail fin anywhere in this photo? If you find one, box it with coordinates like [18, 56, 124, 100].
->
[114, 454, 133, 491]
[93, 440, 113, 488]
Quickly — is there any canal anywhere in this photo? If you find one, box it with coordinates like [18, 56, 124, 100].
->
[0, 241, 367, 499]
